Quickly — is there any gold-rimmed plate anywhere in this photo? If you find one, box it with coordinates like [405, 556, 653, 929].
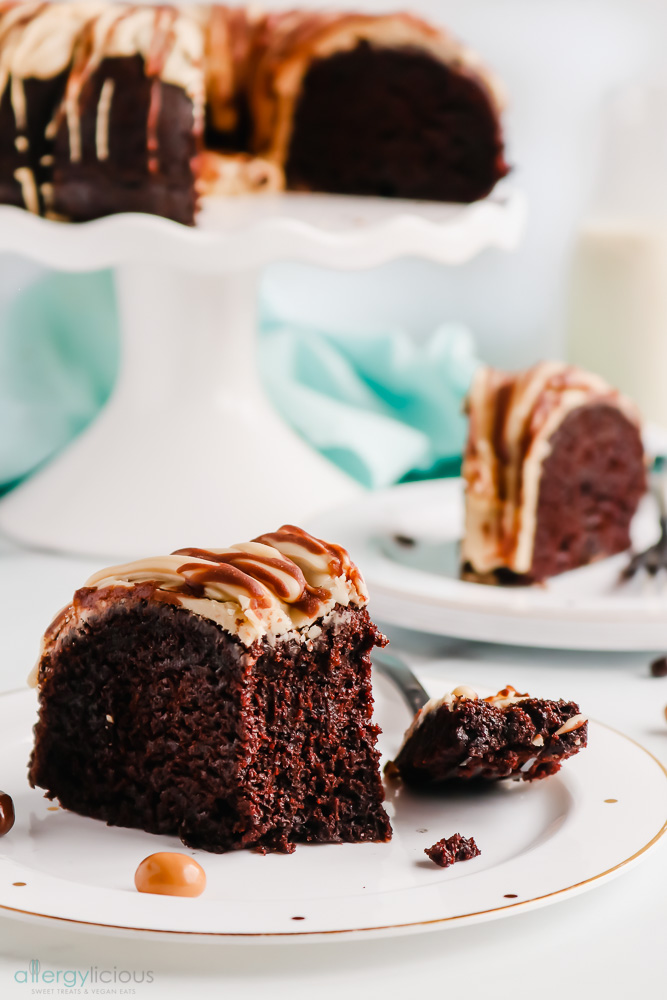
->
[0, 678, 665, 941]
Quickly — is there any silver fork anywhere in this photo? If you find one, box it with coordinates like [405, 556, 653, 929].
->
[622, 458, 667, 580]
[373, 650, 429, 715]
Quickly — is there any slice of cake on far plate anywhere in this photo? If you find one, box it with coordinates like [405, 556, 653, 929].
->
[461, 362, 646, 585]
[28, 525, 392, 854]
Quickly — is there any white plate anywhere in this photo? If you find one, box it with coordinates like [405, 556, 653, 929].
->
[0, 682, 665, 941]
[308, 479, 667, 651]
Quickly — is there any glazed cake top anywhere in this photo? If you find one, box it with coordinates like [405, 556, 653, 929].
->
[461, 361, 643, 576]
[34, 526, 369, 673]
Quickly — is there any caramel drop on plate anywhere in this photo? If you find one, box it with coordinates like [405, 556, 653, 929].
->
[134, 852, 206, 897]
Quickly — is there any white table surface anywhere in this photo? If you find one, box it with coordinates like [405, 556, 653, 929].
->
[0, 535, 665, 999]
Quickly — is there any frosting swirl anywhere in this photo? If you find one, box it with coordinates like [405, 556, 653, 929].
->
[41, 526, 368, 663]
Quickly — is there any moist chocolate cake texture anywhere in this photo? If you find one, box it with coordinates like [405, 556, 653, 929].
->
[461, 362, 646, 585]
[0, 2, 508, 224]
[390, 684, 588, 786]
[28, 525, 392, 854]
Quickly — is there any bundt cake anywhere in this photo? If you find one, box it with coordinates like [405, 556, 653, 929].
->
[0, 2, 508, 224]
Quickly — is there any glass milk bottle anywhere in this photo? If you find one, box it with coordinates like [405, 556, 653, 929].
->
[568, 83, 667, 428]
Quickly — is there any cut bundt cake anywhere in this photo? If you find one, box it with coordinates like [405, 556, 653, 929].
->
[389, 684, 588, 786]
[248, 11, 508, 202]
[0, 2, 508, 222]
[28, 526, 392, 854]
[461, 362, 646, 584]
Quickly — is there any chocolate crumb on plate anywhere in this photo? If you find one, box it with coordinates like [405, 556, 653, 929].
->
[424, 834, 481, 869]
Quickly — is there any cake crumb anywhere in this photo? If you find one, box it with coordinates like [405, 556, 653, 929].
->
[424, 834, 480, 868]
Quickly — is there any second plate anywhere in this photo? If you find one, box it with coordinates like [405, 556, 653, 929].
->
[308, 479, 667, 650]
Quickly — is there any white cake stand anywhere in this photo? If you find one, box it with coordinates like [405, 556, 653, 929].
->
[0, 187, 526, 559]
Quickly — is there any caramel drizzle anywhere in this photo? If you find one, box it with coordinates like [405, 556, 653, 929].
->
[57, 8, 135, 163]
[254, 524, 361, 588]
[174, 544, 331, 616]
[54, 4, 181, 171]
[79, 525, 361, 622]
[174, 560, 274, 610]
[144, 6, 178, 175]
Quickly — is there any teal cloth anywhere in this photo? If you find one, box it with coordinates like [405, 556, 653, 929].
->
[0, 271, 479, 491]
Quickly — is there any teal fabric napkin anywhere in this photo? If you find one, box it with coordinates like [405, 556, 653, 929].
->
[0, 271, 479, 491]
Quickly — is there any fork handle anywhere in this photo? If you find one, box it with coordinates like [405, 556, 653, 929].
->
[373, 651, 430, 715]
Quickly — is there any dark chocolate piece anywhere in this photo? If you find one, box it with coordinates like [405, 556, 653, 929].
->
[424, 833, 480, 868]
[0, 790, 15, 837]
[651, 656, 667, 678]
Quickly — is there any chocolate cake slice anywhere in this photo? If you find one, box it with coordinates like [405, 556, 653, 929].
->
[390, 684, 587, 786]
[28, 526, 392, 854]
[249, 11, 508, 203]
[461, 362, 647, 584]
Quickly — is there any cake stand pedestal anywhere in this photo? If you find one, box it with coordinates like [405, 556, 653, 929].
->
[0, 188, 526, 559]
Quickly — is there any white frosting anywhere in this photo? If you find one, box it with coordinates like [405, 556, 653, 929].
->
[34, 528, 368, 686]
[94, 75, 114, 160]
[13, 165, 38, 212]
[197, 150, 284, 196]
[8, 3, 105, 80]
